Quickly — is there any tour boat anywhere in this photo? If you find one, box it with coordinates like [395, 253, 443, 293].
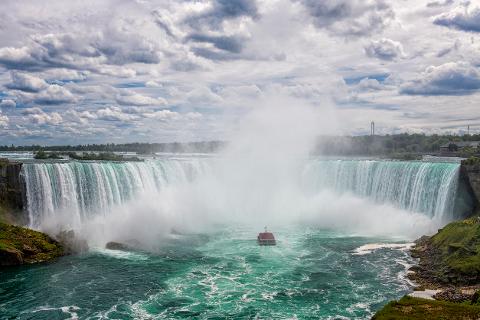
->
[257, 227, 276, 246]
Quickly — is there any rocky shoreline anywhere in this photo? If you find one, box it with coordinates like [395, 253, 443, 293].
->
[373, 217, 480, 319]
[0, 222, 89, 267]
[0, 222, 65, 266]
[409, 218, 480, 286]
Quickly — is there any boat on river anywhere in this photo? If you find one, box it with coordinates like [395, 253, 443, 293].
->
[257, 227, 276, 246]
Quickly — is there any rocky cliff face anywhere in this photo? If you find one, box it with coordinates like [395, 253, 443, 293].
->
[0, 159, 25, 223]
[461, 163, 480, 212]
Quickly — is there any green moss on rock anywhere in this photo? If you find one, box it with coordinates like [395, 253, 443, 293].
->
[409, 217, 480, 286]
[431, 218, 480, 280]
[0, 222, 64, 266]
[373, 296, 480, 320]
[375, 217, 480, 318]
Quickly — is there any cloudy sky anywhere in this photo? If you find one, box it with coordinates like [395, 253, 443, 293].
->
[0, 0, 479, 145]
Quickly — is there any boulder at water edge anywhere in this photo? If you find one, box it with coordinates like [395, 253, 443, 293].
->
[0, 222, 64, 266]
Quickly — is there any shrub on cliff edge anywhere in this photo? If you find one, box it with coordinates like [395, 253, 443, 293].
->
[0, 222, 64, 266]
[373, 296, 480, 319]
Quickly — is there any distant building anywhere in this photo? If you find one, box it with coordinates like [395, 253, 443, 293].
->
[440, 141, 480, 153]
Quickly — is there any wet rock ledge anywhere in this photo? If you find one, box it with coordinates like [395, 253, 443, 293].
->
[0, 222, 64, 266]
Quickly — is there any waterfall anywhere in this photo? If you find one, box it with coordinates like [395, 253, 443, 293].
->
[302, 159, 461, 220]
[22, 159, 210, 229]
[21, 158, 463, 230]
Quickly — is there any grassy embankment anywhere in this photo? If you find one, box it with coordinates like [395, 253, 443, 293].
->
[0, 222, 64, 266]
[373, 296, 480, 319]
[428, 218, 480, 283]
[374, 217, 480, 319]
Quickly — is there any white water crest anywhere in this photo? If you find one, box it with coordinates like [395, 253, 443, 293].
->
[22, 158, 211, 231]
[302, 159, 460, 219]
[353, 243, 415, 255]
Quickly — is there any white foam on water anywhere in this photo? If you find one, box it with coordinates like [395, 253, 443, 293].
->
[27, 305, 80, 320]
[346, 302, 371, 315]
[353, 243, 414, 255]
[92, 247, 149, 261]
[409, 289, 441, 300]
[129, 300, 155, 320]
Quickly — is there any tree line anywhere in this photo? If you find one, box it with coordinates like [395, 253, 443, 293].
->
[1, 134, 480, 158]
[314, 133, 480, 158]
[0, 141, 226, 154]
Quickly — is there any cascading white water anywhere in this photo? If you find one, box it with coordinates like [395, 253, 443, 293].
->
[22, 158, 211, 229]
[21, 157, 462, 232]
[302, 159, 461, 220]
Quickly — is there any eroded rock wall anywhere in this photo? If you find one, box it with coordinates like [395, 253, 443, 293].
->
[460, 163, 480, 213]
[0, 159, 26, 223]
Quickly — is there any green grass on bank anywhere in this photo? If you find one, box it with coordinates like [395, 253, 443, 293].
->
[373, 296, 480, 320]
[0, 222, 63, 264]
[463, 156, 480, 166]
[430, 218, 480, 279]
[374, 218, 480, 318]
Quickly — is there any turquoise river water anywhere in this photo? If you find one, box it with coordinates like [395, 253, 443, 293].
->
[0, 156, 470, 319]
[1, 226, 414, 319]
